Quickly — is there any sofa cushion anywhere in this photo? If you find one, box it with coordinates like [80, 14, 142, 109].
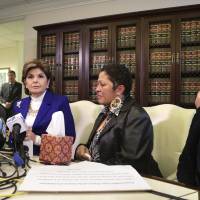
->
[70, 100, 102, 158]
[144, 104, 195, 178]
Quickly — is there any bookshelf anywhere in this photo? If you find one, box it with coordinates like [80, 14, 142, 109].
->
[84, 21, 139, 102]
[143, 18, 176, 106]
[34, 5, 200, 107]
[62, 31, 80, 102]
[179, 18, 200, 106]
[40, 34, 57, 92]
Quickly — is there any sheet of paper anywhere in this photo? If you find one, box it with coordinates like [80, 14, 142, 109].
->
[19, 161, 151, 192]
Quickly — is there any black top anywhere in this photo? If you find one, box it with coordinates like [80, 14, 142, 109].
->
[177, 108, 200, 186]
[0, 81, 22, 104]
[81, 96, 162, 177]
[0, 81, 22, 118]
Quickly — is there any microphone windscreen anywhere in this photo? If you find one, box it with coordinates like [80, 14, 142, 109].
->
[0, 118, 6, 149]
[6, 113, 27, 133]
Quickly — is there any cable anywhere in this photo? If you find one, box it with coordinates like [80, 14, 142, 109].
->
[0, 181, 17, 200]
[0, 151, 27, 199]
[0, 155, 18, 179]
[0, 145, 29, 200]
[0, 168, 26, 200]
[0, 191, 25, 200]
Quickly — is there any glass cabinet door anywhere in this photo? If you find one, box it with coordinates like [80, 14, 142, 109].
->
[62, 31, 80, 102]
[39, 34, 57, 93]
[116, 24, 137, 100]
[86, 26, 110, 102]
[179, 18, 200, 106]
[144, 19, 175, 106]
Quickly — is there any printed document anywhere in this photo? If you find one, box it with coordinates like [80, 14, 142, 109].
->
[19, 161, 151, 192]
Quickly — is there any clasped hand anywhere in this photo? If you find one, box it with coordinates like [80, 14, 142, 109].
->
[76, 145, 92, 161]
[25, 128, 36, 143]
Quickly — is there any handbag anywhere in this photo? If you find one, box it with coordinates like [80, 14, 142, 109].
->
[39, 134, 73, 165]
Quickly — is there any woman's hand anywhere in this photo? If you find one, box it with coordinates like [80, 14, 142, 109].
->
[25, 128, 36, 143]
[76, 145, 92, 161]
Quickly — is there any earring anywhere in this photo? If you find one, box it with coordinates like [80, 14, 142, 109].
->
[110, 97, 122, 109]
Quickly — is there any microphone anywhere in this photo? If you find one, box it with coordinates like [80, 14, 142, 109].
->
[6, 114, 27, 167]
[0, 118, 6, 150]
[6, 113, 27, 133]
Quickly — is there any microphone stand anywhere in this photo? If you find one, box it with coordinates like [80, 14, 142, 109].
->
[12, 128, 27, 168]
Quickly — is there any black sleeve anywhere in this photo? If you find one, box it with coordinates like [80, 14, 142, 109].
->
[177, 108, 200, 186]
[13, 83, 22, 102]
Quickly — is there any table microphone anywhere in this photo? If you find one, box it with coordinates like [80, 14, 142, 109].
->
[6, 114, 27, 167]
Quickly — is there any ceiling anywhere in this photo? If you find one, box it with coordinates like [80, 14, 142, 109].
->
[0, 0, 106, 49]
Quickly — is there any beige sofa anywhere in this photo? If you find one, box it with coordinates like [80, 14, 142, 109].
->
[70, 101, 195, 179]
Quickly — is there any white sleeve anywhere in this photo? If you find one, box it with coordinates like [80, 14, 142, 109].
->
[46, 111, 65, 136]
[34, 135, 41, 145]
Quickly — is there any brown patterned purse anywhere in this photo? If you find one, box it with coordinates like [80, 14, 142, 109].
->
[39, 134, 73, 165]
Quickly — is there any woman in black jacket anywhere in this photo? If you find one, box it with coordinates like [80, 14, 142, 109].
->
[75, 64, 162, 177]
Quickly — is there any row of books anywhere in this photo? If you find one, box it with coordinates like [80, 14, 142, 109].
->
[150, 49, 172, 71]
[41, 35, 56, 55]
[64, 54, 79, 66]
[181, 78, 200, 91]
[63, 67, 79, 77]
[150, 48, 171, 60]
[150, 65, 171, 73]
[150, 79, 171, 92]
[41, 56, 57, 77]
[63, 80, 78, 94]
[66, 95, 79, 102]
[63, 32, 80, 52]
[180, 94, 196, 104]
[181, 64, 200, 73]
[181, 47, 200, 72]
[42, 56, 56, 66]
[118, 51, 136, 73]
[149, 94, 171, 104]
[63, 55, 79, 76]
[42, 46, 56, 55]
[90, 29, 108, 50]
[180, 79, 199, 104]
[149, 78, 171, 103]
[181, 20, 200, 43]
[117, 26, 136, 48]
[90, 53, 109, 75]
[149, 23, 171, 45]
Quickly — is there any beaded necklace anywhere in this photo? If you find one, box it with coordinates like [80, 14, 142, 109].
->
[28, 104, 39, 116]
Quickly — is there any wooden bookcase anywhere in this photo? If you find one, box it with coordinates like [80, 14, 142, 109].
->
[34, 4, 200, 107]
[142, 11, 200, 106]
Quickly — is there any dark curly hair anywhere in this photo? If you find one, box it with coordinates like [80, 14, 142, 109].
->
[100, 64, 132, 96]
[22, 59, 52, 95]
